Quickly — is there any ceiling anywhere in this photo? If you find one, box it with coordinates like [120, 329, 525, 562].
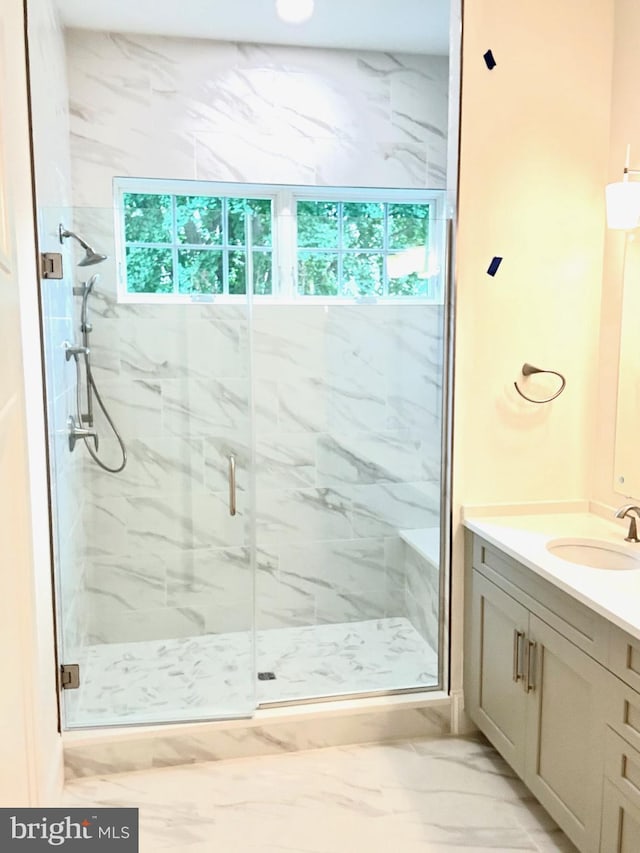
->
[54, 0, 451, 55]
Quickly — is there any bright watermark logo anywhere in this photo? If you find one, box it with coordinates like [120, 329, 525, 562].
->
[0, 809, 138, 850]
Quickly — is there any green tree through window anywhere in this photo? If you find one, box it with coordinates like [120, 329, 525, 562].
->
[122, 192, 273, 296]
[296, 200, 431, 298]
[117, 184, 440, 301]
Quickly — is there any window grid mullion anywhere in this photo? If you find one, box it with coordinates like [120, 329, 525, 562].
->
[172, 195, 179, 295]
[222, 198, 229, 296]
[164, 242, 269, 251]
[125, 241, 175, 250]
[297, 247, 383, 255]
[277, 191, 294, 299]
[425, 205, 431, 300]
[243, 204, 249, 297]
[383, 203, 389, 297]
[337, 201, 344, 297]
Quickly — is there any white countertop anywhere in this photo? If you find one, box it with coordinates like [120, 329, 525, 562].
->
[464, 512, 640, 641]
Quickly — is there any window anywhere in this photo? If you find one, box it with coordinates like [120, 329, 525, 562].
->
[296, 200, 434, 298]
[115, 179, 444, 303]
[118, 187, 273, 297]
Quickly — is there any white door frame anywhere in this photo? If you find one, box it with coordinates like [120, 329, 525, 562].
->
[0, 0, 62, 807]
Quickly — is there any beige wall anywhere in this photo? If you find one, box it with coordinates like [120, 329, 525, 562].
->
[451, 0, 614, 702]
[593, 0, 640, 509]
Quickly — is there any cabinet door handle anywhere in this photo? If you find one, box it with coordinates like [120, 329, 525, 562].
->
[513, 630, 525, 682]
[228, 455, 237, 517]
[524, 640, 537, 693]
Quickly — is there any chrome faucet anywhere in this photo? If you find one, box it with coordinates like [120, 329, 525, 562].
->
[615, 505, 640, 543]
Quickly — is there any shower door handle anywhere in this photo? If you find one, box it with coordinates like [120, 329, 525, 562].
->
[228, 455, 237, 517]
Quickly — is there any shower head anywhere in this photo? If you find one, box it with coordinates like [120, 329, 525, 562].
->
[79, 248, 108, 267]
[59, 224, 108, 267]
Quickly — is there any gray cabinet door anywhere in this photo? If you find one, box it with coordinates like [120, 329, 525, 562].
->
[526, 614, 606, 853]
[467, 570, 528, 777]
[601, 779, 640, 853]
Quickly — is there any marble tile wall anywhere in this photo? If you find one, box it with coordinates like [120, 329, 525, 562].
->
[74, 248, 444, 643]
[62, 32, 447, 646]
[64, 31, 448, 206]
[252, 303, 444, 635]
[404, 545, 441, 651]
[27, 1, 88, 661]
[63, 700, 451, 779]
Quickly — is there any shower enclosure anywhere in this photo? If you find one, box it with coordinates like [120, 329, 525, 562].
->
[27, 1, 455, 730]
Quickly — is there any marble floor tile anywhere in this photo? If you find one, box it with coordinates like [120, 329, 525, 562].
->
[65, 618, 438, 728]
[257, 617, 438, 703]
[62, 735, 577, 853]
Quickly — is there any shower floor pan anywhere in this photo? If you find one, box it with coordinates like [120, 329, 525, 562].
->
[63, 617, 438, 729]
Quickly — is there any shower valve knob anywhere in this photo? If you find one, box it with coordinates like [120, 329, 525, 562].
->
[64, 343, 90, 361]
[67, 416, 98, 452]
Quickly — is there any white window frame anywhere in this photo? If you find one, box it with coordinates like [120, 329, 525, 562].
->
[291, 187, 446, 304]
[113, 178, 446, 305]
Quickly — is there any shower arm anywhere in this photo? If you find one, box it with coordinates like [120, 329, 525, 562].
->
[58, 223, 108, 267]
[59, 225, 91, 251]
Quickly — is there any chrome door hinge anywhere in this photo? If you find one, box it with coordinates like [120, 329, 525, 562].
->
[60, 664, 80, 690]
[41, 252, 63, 279]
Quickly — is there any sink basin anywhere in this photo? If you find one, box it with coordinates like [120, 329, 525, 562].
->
[546, 538, 640, 570]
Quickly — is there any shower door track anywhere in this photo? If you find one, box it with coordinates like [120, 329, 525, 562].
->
[257, 684, 443, 710]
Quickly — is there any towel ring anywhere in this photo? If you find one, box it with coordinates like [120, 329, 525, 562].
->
[514, 363, 566, 404]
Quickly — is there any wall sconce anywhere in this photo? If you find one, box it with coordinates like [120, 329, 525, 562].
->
[606, 145, 640, 230]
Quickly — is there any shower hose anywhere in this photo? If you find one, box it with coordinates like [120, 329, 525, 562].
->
[74, 352, 127, 473]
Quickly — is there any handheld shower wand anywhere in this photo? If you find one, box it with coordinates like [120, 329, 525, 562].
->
[67, 272, 127, 473]
[79, 273, 98, 341]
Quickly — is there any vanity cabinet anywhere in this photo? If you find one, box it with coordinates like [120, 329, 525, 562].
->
[467, 564, 606, 852]
[601, 781, 640, 853]
[600, 729, 640, 851]
[600, 676, 640, 851]
[524, 613, 607, 851]
[465, 531, 640, 853]
[467, 571, 529, 774]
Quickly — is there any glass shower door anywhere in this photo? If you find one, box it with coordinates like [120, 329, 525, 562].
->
[251, 204, 448, 706]
[46, 202, 257, 728]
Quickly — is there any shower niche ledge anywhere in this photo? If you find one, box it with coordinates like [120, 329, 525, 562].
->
[62, 692, 451, 781]
[399, 527, 440, 565]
